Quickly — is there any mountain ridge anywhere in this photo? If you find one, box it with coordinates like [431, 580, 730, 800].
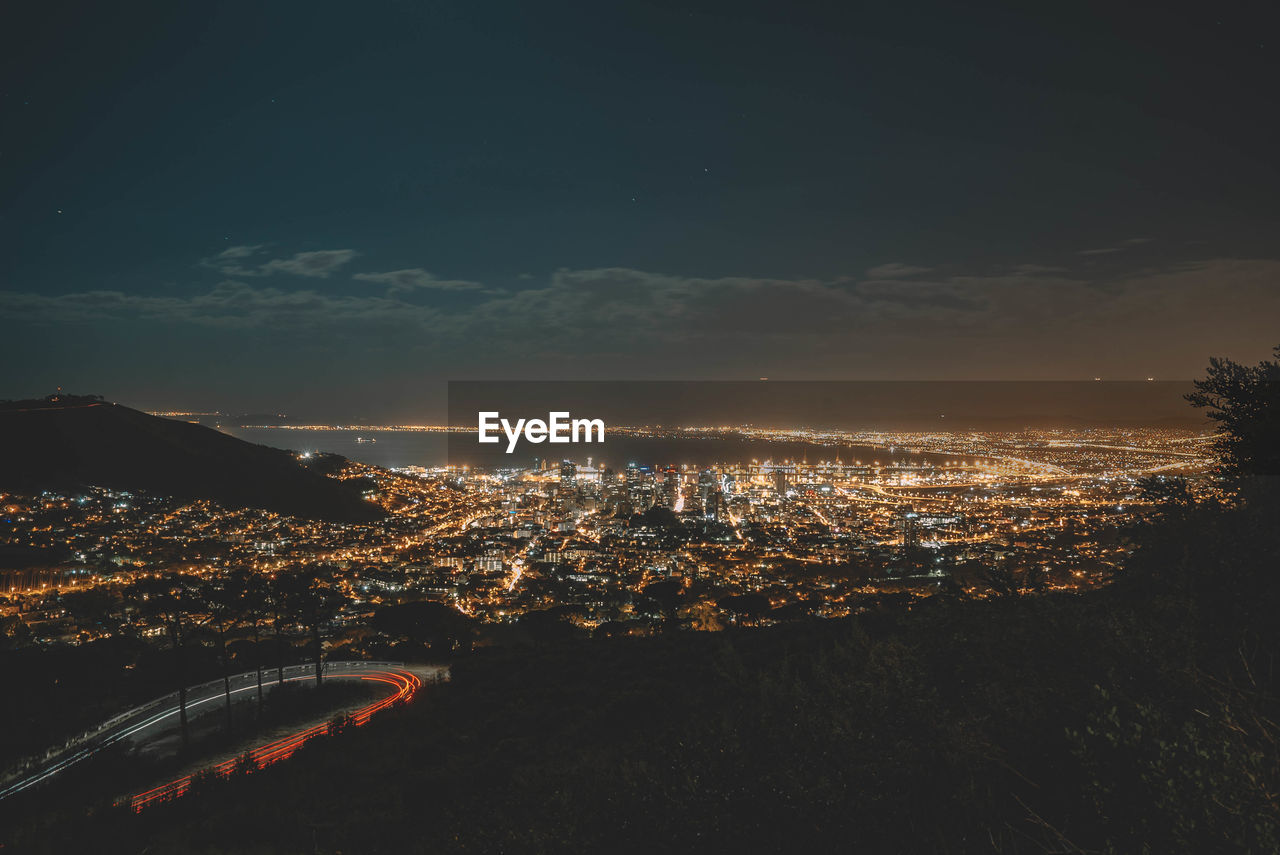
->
[0, 397, 384, 522]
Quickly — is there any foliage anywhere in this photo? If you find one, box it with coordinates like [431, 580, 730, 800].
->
[6, 347, 1280, 852]
[371, 600, 473, 653]
[1069, 685, 1280, 854]
[1186, 344, 1280, 482]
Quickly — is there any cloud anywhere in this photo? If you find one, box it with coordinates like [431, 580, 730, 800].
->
[0, 281, 433, 332]
[212, 244, 263, 260]
[259, 250, 358, 278]
[352, 268, 484, 294]
[864, 263, 933, 279]
[200, 246, 357, 278]
[1009, 264, 1067, 275]
[1078, 238, 1154, 256]
[6, 258, 1280, 377]
[200, 245, 268, 276]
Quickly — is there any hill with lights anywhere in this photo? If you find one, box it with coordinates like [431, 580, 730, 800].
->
[0, 395, 383, 523]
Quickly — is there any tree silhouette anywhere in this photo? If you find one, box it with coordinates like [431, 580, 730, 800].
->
[373, 600, 472, 653]
[127, 573, 200, 750]
[717, 592, 772, 626]
[516, 608, 577, 644]
[980, 557, 1030, 597]
[202, 570, 250, 733]
[277, 566, 347, 685]
[266, 572, 292, 687]
[642, 578, 685, 630]
[59, 586, 124, 639]
[1186, 344, 1280, 483]
[239, 570, 271, 713]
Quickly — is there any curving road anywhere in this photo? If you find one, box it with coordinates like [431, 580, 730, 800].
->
[0, 661, 436, 804]
[128, 666, 427, 811]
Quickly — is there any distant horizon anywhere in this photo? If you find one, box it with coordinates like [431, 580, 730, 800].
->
[1, 378, 1211, 430]
[3, 4, 1276, 849]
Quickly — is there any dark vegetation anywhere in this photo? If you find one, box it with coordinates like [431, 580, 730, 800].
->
[175, 679, 379, 755]
[0, 396, 383, 522]
[4, 350, 1280, 853]
[0, 678, 376, 831]
[0, 565, 357, 769]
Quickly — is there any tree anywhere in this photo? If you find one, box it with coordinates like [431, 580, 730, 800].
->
[642, 578, 685, 630]
[59, 586, 124, 639]
[372, 600, 472, 653]
[127, 573, 200, 750]
[516, 608, 577, 644]
[266, 572, 293, 687]
[1186, 344, 1280, 483]
[980, 557, 1030, 597]
[1136, 475, 1198, 526]
[717, 592, 772, 626]
[277, 566, 347, 685]
[0, 613, 30, 649]
[239, 570, 271, 713]
[202, 570, 250, 733]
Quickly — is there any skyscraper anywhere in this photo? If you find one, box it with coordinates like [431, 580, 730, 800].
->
[662, 466, 679, 509]
[559, 460, 577, 491]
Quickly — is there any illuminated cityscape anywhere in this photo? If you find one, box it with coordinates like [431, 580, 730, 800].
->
[0, 424, 1217, 642]
[4, 0, 1280, 850]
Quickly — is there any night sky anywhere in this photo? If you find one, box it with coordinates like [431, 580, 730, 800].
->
[3, 2, 1278, 420]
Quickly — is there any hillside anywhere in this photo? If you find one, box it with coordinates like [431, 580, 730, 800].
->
[0, 397, 383, 522]
[4, 589, 1274, 853]
[2, 492, 1279, 853]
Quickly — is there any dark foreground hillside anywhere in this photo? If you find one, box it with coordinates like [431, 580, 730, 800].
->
[6, 352, 1279, 854]
[0, 397, 382, 522]
[9, 493, 1280, 855]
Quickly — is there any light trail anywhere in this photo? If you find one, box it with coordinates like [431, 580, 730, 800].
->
[0, 681, 288, 802]
[0, 665, 417, 803]
[506, 558, 524, 592]
[1046, 440, 1207, 457]
[128, 669, 421, 811]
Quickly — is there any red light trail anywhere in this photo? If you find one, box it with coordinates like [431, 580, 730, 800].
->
[128, 669, 421, 811]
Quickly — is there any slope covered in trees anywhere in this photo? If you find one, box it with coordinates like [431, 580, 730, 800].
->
[9, 562, 1280, 854]
[0, 397, 382, 522]
[6, 348, 1280, 853]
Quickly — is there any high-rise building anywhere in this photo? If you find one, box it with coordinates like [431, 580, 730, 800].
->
[698, 468, 721, 520]
[625, 463, 657, 510]
[559, 460, 577, 491]
[557, 460, 579, 513]
[897, 506, 921, 574]
[662, 466, 679, 508]
[901, 507, 920, 549]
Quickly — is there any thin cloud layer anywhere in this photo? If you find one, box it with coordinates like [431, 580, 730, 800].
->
[6, 257, 1279, 377]
[260, 250, 359, 278]
[201, 246, 358, 278]
[865, 263, 934, 279]
[353, 269, 484, 294]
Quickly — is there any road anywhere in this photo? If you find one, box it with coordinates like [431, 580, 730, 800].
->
[0, 661, 433, 803]
[127, 666, 430, 811]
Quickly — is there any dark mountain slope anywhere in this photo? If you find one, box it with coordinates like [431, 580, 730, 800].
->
[0, 397, 382, 522]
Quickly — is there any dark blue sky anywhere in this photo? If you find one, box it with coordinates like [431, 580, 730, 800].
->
[3, 1, 1278, 419]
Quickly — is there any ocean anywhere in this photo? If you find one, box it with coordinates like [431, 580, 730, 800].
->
[220, 427, 954, 470]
